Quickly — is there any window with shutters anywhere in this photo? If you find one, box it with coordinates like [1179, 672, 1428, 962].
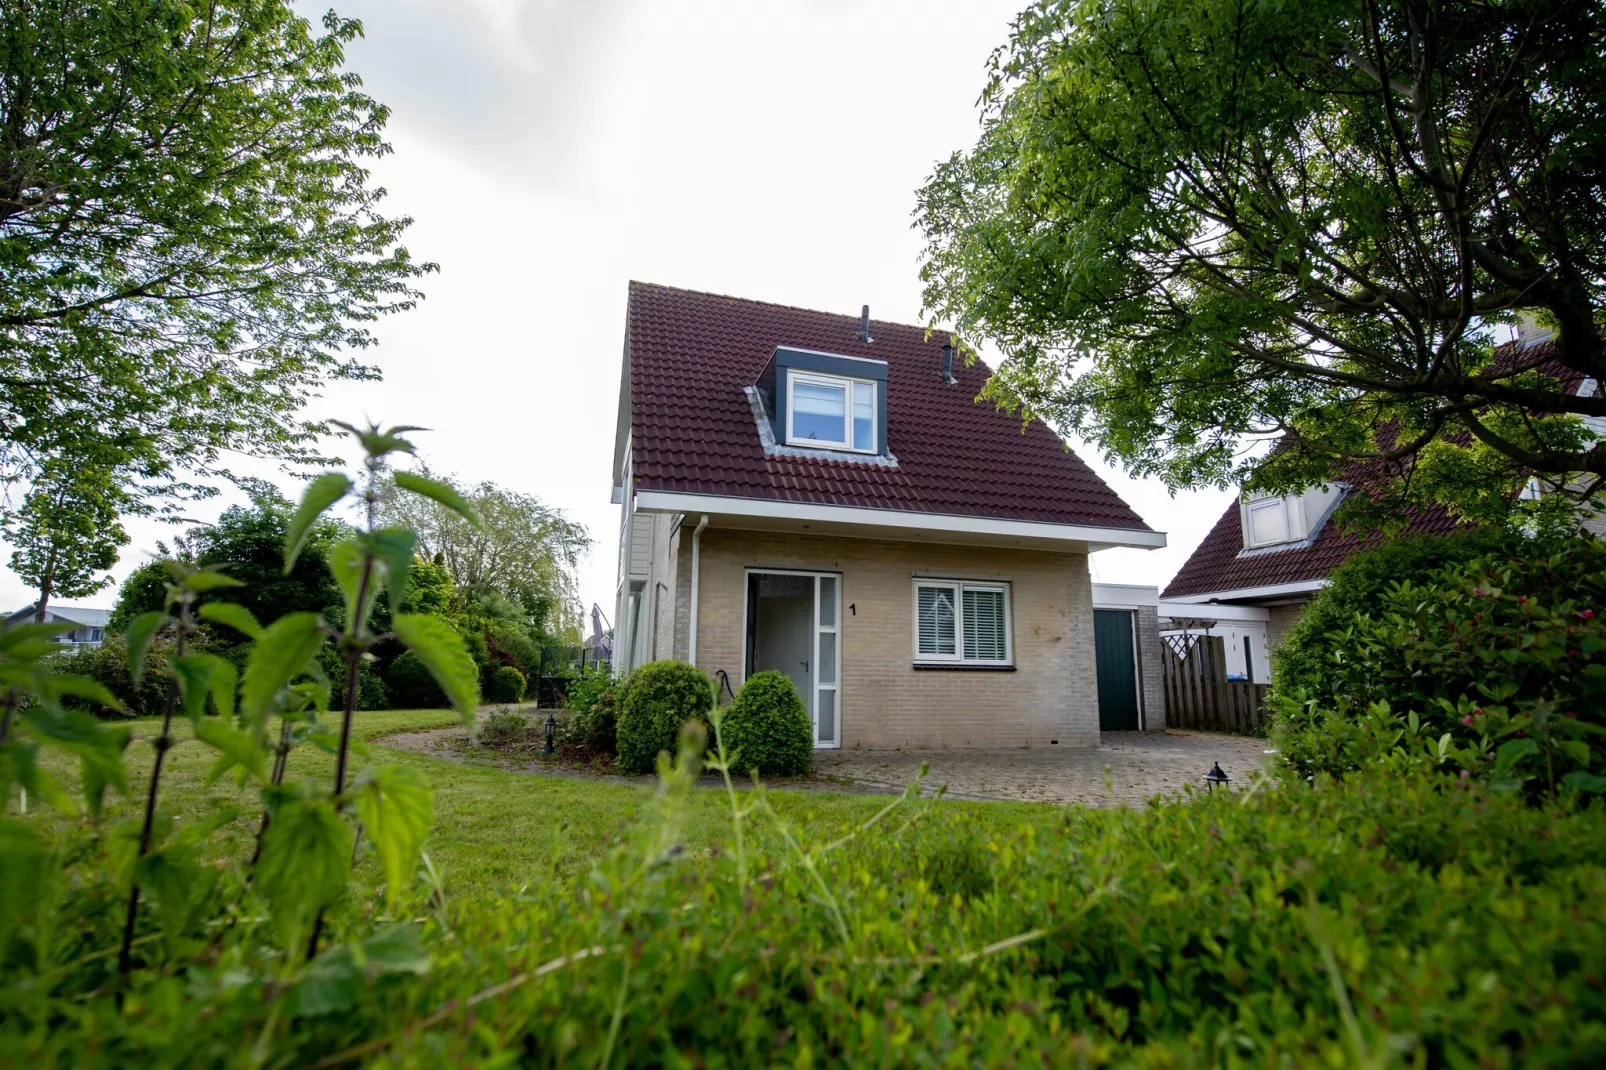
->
[913, 580, 1011, 665]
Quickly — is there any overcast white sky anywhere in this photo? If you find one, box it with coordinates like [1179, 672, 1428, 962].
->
[0, 0, 1235, 619]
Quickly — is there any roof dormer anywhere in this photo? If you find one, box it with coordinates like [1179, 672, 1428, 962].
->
[752, 347, 890, 459]
[1239, 483, 1346, 552]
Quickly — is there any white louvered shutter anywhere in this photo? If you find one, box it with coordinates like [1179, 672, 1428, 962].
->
[917, 585, 956, 656]
[962, 588, 1006, 661]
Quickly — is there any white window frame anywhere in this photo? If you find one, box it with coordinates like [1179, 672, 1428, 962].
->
[911, 579, 1013, 666]
[1244, 496, 1295, 548]
[785, 371, 877, 453]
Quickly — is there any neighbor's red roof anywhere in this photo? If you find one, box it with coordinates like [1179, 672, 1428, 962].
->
[1161, 336, 1585, 599]
[624, 282, 1153, 531]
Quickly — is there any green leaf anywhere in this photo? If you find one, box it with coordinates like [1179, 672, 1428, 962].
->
[256, 796, 353, 949]
[172, 655, 219, 723]
[40, 673, 126, 715]
[391, 614, 479, 722]
[0, 819, 48, 951]
[134, 841, 215, 956]
[241, 613, 327, 729]
[0, 740, 75, 815]
[285, 472, 354, 572]
[332, 421, 423, 462]
[182, 566, 244, 593]
[209, 657, 238, 722]
[195, 718, 265, 786]
[351, 764, 434, 910]
[20, 707, 129, 816]
[369, 527, 417, 612]
[292, 924, 430, 1017]
[394, 471, 481, 530]
[0, 621, 78, 660]
[123, 611, 169, 684]
[326, 537, 369, 630]
[199, 602, 264, 640]
[1561, 771, 1606, 793]
[1494, 737, 1539, 775]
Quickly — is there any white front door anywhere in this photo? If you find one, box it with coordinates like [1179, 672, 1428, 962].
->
[745, 570, 841, 748]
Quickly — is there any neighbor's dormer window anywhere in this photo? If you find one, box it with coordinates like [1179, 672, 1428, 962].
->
[787, 372, 877, 452]
[1245, 496, 1292, 547]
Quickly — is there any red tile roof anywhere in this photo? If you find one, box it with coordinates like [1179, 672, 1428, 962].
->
[1161, 336, 1585, 600]
[625, 282, 1153, 531]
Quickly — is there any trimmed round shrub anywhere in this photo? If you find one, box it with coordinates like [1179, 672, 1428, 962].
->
[615, 660, 713, 774]
[487, 665, 526, 704]
[718, 670, 813, 777]
[386, 649, 446, 709]
[1272, 528, 1513, 696]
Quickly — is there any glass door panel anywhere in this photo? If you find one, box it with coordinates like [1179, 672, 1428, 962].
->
[814, 576, 839, 747]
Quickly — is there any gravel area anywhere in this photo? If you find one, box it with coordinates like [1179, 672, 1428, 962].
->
[381, 725, 1273, 806]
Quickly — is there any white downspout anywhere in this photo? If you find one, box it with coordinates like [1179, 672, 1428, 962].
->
[687, 515, 710, 666]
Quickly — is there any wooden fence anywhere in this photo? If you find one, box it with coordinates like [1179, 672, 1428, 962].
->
[1161, 634, 1269, 733]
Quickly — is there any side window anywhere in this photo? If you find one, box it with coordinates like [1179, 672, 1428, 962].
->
[787, 372, 877, 453]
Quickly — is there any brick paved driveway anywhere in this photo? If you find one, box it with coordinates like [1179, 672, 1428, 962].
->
[811, 731, 1272, 806]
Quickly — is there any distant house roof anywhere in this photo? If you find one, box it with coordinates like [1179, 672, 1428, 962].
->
[4, 605, 112, 627]
[1162, 335, 1589, 601]
[620, 282, 1154, 532]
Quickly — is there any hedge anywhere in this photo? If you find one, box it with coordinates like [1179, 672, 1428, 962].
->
[717, 670, 813, 776]
[614, 660, 713, 773]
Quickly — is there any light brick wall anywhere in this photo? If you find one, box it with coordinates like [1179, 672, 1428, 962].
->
[1133, 605, 1165, 732]
[1265, 601, 1309, 653]
[667, 527, 1100, 749]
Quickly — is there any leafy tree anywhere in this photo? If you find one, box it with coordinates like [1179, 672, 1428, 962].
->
[917, 0, 1606, 522]
[110, 487, 345, 630]
[380, 467, 591, 638]
[0, 1, 430, 506]
[4, 461, 128, 621]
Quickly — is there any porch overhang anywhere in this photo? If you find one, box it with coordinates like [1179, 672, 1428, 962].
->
[632, 490, 1166, 554]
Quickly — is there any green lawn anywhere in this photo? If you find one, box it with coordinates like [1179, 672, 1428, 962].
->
[28, 709, 1061, 898]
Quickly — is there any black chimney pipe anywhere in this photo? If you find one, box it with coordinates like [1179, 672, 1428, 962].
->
[940, 340, 957, 383]
[858, 305, 872, 344]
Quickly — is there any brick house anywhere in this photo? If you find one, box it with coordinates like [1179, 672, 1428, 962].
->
[610, 282, 1166, 750]
[1162, 326, 1606, 667]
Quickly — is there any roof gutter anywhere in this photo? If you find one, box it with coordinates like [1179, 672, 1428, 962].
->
[687, 514, 710, 667]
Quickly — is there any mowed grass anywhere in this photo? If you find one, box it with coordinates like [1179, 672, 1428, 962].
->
[26, 709, 1062, 898]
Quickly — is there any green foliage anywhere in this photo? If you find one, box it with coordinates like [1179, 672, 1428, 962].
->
[49, 637, 174, 719]
[4, 459, 129, 618]
[614, 660, 713, 774]
[560, 665, 619, 754]
[380, 464, 592, 640]
[385, 650, 446, 710]
[486, 665, 525, 704]
[1274, 528, 1515, 695]
[391, 615, 479, 720]
[109, 489, 346, 634]
[0, 0, 431, 507]
[1274, 536, 1606, 796]
[350, 765, 433, 911]
[917, 0, 1606, 521]
[477, 709, 532, 750]
[719, 670, 813, 777]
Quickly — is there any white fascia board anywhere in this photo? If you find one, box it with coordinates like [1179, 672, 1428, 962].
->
[1092, 583, 1160, 608]
[1164, 578, 1327, 603]
[633, 490, 1167, 550]
[1158, 600, 1271, 623]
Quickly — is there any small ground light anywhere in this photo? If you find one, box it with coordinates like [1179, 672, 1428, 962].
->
[1204, 762, 1230, 791]
[543, 712, 557, 755]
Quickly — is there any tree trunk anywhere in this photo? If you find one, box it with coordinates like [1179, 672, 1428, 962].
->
[33, 573, 52, 624]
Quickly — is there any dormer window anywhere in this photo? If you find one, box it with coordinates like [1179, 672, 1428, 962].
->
[788, 373, 877, 452]
[1245, 496, 1292, 547]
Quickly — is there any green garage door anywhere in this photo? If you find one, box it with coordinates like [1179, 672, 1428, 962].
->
[1093, 609, 1140, 731]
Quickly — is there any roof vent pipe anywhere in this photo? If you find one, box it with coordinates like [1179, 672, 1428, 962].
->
[858, 305, 873, 344]
[940, 340, 958, 384]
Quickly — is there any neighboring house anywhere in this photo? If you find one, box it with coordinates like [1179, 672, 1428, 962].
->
[4, 604, 111, 648]
[1162, 325, 1606, 666]
[611, 282, 1166, 749]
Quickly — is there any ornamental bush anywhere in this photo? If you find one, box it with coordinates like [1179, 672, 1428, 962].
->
[718, 670, 813, 777]
[1274, 536, 1606, 797]
[386, 649, 446, 709]
[614, 660, 712, 774]
[561, 665, 619, 754]
[486, 665, 526, 704]
[1272, 527, 1512, 695]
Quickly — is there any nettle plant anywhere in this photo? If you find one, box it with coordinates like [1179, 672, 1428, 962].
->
[1, 422, 479, 1005]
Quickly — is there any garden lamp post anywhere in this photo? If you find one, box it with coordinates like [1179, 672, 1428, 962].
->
[543, 712, 557, 756]
[1204, 762, 1230, 792]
